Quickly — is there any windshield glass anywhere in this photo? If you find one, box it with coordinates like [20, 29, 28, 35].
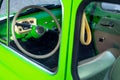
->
[10, 0, 60, 14]
[0, 0, 60, 15]
[0, 0, 3, 8]
[0, 0, 6, 16]
[101, 2, 120, 13]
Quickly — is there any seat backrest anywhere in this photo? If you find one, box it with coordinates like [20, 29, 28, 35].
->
[78, 48, 120, 80]
[110, 56, 120, 80]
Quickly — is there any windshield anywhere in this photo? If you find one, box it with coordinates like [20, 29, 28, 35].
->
[0, 0, 3, 8]
[101, 2, 120, 13]
[10, 0, 60, 14]
[0, 0, 60, 15]
[0, 0, 6, 16]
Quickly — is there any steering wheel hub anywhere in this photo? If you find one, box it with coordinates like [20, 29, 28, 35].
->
[36, 26, 45, 36]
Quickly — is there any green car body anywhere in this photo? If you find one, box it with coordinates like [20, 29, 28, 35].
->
[0, 0, 120, 80]
[0, 0, 72, 80]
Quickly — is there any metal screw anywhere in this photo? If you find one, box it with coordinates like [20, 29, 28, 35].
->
[52, 20, 55, 23]
[44, 22, 48, 24]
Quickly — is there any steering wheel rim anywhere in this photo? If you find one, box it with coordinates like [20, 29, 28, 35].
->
[12, 5, 61, 59]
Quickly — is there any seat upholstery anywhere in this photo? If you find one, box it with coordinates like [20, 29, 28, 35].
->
[78, 48, 120, 80]
[110, 56, 120, 80]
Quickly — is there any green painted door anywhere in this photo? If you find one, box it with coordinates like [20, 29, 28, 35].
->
[0, 0, 72, 80]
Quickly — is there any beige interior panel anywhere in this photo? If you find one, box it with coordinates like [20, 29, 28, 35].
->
[94, 30, 120, 53]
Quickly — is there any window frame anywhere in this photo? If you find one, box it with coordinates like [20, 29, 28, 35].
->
[7, 0, 70, 78]
[8, 1, 61, 72]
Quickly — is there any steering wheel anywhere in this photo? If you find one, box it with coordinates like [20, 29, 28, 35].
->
[12, 5, 61, 59]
